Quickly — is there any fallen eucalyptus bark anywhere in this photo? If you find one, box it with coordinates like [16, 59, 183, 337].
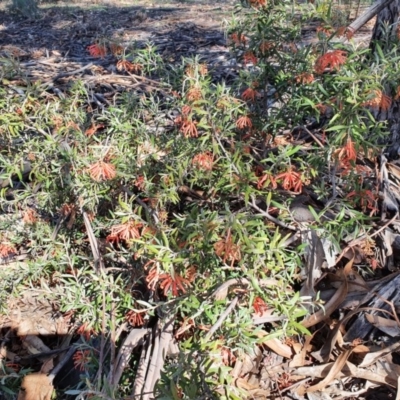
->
[344, 272, 400, 341]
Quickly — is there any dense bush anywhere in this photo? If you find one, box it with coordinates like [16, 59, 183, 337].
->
[0, 0, 397, 398]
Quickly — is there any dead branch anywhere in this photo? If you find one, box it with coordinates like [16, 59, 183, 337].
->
[347, 0, 396, 35]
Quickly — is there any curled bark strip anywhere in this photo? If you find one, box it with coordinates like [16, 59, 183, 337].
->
[132, 332, 153, 399]
[149, 314, 175, 393]
[111, 328, 148, 387]
[359, 337, 400, 368]
[142, 314, 175, 400]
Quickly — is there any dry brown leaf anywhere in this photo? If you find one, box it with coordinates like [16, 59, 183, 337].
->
[296, 363, 333, 379]
[387, 162, 400, 181]
[260, 336, 292, 359]
[290, 335, 313, 368]
[17, 373, 53, 400]
[302, 258, 353, 328]
[352, 344, 371, 354]
[234, 348, 262, 376]
[235, 377, 259, 390]
[307, 349, 353, 393]
[294, 353, 400, 393]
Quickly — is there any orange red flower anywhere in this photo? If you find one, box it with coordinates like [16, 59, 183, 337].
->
[242, 87, 258, 102]
[362, 89, 392, 111]
[192, 152, 214, 171]
[334, 138, 358, 175]
[107, 220, 143, 244]
[186, 85, 202, 102]
[236, 115, 253, 130]
[88, 161, 116, 181]
[135, 175, 146, 191]
[214, 229, 241, 267]
[87, 44, 107, 58]
[295, 72, 314, 85]
[249, 0, 266, 7]
[314, 50, 347, 74]
[257, 172, 277, 190]
[276, 166, 303, 193]
[85, 123, 104, 137]
[316, 25, 333, 36]
[116, 60, 142, 73]
[243, 51, 258, 65]
[181, 105, 192, 116]
[0, 243, 17, 258]
[159, 270, 191, 297]
[126, 309, 145, 327]
[259, 41, 274, 54]
[110, 43, 124, 55]
[230, 32, 247, 45]
[76, 322, 96, 341]
[174, 115, 198, 138]
[253, 296, 268, 316]
[73, 350, 91, 371]
[23, 208, 38, 224]
[346, 189, 378, 215]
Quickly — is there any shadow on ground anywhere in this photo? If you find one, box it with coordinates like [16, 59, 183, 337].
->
[0, 1, 232, 59]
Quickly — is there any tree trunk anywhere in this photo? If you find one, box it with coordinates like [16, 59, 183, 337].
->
[370, 0, 400, 52]
[369, 0, 400, 156]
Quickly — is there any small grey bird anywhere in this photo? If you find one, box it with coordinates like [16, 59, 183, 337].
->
[289, 195, 334, 223]
[290, 195, 320, 223]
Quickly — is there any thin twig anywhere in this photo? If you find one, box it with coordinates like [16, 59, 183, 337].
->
[121, 186, 160, 225]
[48, 344, 79, 381]
[82, 209, 105, 273]
[250, 196, 297, 231]
[205, 296, 239, 340]
[98, 286, 107, 384]
[109, 300, 116, 386]
[294, 125, 325, 148]
[54, 63, 93, 80]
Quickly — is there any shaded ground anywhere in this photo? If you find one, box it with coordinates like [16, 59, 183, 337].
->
[0, 0, 375, 92]
[0, 0, 237, 88]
